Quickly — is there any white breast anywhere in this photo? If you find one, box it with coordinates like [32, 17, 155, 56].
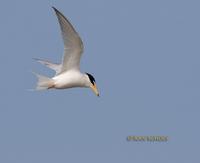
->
[53, 70, 85, 89]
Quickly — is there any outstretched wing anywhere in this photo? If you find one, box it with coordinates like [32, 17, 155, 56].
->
[53, 7, 83, 74]
[33, 58, 61, 74]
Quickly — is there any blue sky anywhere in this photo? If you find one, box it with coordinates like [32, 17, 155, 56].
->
[0, 0, 199, 162]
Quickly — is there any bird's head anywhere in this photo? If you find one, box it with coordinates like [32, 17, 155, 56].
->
[85, 73, 99, 97]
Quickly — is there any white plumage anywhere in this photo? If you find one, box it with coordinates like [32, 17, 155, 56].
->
[33, 7, 99, 96]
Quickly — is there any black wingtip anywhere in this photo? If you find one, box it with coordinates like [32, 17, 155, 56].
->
[52, 6, 58, 12]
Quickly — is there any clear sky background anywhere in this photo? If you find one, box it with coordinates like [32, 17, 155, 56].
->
[0, 0, 199, 162]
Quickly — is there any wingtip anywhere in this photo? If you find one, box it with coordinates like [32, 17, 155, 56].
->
[52, 6, 58, 13]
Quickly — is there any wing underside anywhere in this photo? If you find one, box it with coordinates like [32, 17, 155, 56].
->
[52, 7, 84, 74]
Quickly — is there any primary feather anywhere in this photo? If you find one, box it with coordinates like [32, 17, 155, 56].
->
[52, 7, 84, 73]
[33, 58, 61, 74]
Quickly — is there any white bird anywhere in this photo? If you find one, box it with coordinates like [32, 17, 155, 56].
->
[33, 7, 99, 96]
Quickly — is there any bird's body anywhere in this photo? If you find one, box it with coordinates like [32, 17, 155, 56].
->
[52, 70, 88, 89]
[33, 7, 99, 96]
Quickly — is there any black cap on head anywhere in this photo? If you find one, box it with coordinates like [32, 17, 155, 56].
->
[86, 73, 96, 85]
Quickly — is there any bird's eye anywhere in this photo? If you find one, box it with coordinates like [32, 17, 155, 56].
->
[86, 73, 95, 85]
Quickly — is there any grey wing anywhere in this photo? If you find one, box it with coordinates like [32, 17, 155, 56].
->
[33, 58, 61, 75]
[53, 7, 83, 73]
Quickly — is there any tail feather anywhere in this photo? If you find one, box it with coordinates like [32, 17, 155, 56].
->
[32, 72, 55, 90]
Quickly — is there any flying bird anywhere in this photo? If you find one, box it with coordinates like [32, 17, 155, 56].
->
[33, 7, 99, 96]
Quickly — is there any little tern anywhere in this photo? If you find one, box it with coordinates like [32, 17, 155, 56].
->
[33, 7, 99, 96]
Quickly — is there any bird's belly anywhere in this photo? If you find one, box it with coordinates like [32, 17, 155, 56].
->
[53, 73, 84, 89]
[55, 82, 81, 89]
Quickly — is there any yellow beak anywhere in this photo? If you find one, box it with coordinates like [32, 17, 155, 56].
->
[90, 83, 99, 96]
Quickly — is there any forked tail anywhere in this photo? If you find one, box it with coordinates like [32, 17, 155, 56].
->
[32, 72, 55, 90]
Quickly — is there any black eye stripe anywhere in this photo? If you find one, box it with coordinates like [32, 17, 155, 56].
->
[86, 73, 95, 85]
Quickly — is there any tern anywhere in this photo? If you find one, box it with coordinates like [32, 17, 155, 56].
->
[33, 7, 99, 96]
